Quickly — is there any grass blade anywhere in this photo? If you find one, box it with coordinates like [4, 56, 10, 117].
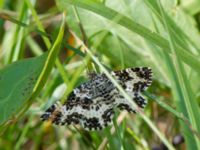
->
[156, 0, 200, 149]
[31, 12, 66, 99]
[59, 0, 200, 75]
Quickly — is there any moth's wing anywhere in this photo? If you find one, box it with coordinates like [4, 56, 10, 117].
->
[112, 67, 152, 111]
[62, 92, 116, 131]
[115, 92, 147, 113]
[79, 103, 115, 131]
[41, 96, 116, 131]
[41, 74, 117, 131]
[112, 67, 152, 92]
[41, 67, 153, 130]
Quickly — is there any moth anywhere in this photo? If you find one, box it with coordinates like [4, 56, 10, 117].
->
[41, 67, 152, 131]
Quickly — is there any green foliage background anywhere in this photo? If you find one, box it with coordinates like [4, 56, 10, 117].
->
[0, 0, 200, 149]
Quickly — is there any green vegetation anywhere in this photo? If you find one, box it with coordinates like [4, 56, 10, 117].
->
[0, 0, 200, 149]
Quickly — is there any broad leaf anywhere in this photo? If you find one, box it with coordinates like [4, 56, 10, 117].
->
[0, 53, 47, 124]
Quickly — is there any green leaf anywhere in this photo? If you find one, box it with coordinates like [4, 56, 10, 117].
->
[0, 12, 66, 125]
[0, 53, 47, 125]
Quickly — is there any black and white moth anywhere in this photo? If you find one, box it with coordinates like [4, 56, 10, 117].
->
[41, 67, 152, 131]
